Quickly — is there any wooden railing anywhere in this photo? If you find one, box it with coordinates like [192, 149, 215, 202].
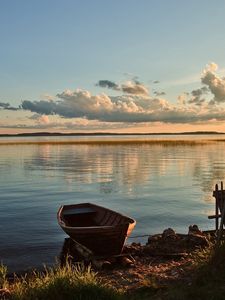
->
[208, 182, 225, 242]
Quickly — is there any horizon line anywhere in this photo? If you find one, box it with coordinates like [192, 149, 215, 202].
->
[0, 130, 225, 137]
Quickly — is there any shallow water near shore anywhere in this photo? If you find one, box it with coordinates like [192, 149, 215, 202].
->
[1, 134, 225, 272]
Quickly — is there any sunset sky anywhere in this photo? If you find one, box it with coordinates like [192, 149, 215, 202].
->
[1, 0, 225, 133]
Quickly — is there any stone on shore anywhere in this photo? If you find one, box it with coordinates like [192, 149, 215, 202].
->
[146, 225, 210, 256]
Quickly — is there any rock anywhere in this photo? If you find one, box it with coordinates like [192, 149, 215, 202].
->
[187, 234, 209, 247]
[148, 234, 162, 244]
[60, 238, 93, 264]
[187, 225, 209, 247]
[131, 242, 141, 247]
[162, 228, 177, 240]
[188, 225, 203, 236]
[91, 259, 101, 269]
[102, 261, 112, 270]
[119, 256, 135, 267]
[123, 243, 142, 255]
[142, 244, 153, 254]
[107, 257, 117, 264]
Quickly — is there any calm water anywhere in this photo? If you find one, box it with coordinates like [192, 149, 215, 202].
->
[1, 135, 225, 272]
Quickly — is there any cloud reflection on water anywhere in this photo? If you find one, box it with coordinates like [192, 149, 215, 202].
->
[17, 141, 225, 201]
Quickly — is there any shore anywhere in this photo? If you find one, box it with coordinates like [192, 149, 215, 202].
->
[1, 226, 221, 300]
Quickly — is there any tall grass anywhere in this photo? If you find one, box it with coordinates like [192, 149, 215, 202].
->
[2, 243, 225, 300]
[5, 261, 124, 300]
[165, 242, 225, 300]
[0, 263, 8, 289]
[128, 242, 225, 300]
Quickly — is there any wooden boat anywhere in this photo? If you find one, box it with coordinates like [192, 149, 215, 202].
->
[57, 203, 136, 256]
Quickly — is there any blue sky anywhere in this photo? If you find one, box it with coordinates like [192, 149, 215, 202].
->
[1, 0, 225, 133]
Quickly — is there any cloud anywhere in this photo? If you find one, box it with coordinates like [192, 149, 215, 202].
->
[188, 98, 205, 106]
[204, 62, 218, 72]
[121, 81, 149, 96]
[30, 114, 50, 124]
[153, 91, 166, 96]
[21, 89, 172, 122]
[188, 87, 208, 106]
[97, 79, 149, 96]
[4, 61, 225, 127]
[0, 116, 131, 131]
[96, 80, 119, 90]
[0, 102, 10, 109]
[22, 100, 56, 115]
[177, 93, 189, 106]
[40, 94, 56, 101]
[191, 87, 208, 97]
[0, 102, 19, 110]
[201, 62, 225, 103]
[19, 86, 225, 124]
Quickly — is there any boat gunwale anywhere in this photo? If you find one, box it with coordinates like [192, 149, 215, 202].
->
[57, 203, 136, 229]
[59, 222, 122, 230]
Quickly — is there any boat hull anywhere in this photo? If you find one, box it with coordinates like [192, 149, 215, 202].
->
[57, 203, 136, 256]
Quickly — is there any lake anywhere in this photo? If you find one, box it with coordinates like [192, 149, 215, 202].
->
[0, 135, 225, 272]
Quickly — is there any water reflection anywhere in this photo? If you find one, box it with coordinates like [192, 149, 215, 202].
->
[1, 141, 225, 200]
[20, 142, 225, 200]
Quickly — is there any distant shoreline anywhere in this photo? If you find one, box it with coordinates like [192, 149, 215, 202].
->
[0, 131, 224, 137]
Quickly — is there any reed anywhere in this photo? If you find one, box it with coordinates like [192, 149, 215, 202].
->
[6, 261, 124, 300]
[0, 138, 219, 146]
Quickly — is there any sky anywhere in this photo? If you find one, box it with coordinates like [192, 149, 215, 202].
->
[1, 0, 225, 133]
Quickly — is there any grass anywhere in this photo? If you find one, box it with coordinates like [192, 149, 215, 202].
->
[131, 241, 225, 300]
[119, 241, 225, 300]
[0, 261, 124, 300]
[0, 263, 7, 289]
[168, 241, 225, 300]
[2, 243, 225, 300]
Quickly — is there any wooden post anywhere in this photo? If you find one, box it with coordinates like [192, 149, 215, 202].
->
[217, 182, 225, 243]
[215, 184, 219, 231]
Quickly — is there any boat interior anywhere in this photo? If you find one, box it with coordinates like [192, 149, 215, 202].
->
[61, 203, 134, 228]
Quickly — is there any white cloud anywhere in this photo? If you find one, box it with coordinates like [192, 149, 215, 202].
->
[203, 62, 218, 73]
[121, 81, 149, 96]
[4, 62, 225, 127]
[20, 86, 225, 124]
[40, 94, 56, 101]
[177, 93, 187, 106]
[201, 62, 225, 103]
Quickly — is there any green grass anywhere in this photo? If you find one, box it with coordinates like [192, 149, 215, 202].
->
[2, 243, 225, 300]
[141, 242, 225, 300]
[1, 261, 124, 300]
[173, 241, 225, 300]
